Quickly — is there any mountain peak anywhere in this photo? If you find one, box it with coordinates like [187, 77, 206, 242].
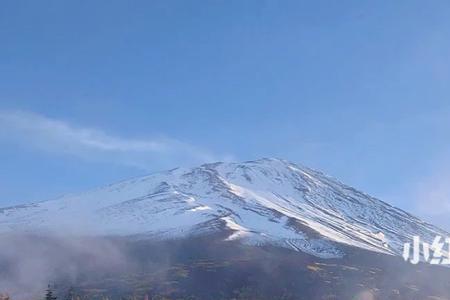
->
[0, 158, 446, 259]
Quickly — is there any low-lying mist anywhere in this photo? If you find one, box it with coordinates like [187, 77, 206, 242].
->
[3, 232, 450, 300]
[0, 231, 235, 299]
[0, 234, 143, 299]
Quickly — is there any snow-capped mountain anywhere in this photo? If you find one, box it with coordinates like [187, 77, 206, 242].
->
[0, 158, 445, 258]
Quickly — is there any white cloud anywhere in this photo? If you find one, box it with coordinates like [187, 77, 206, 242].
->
[0, 110, 228, 170]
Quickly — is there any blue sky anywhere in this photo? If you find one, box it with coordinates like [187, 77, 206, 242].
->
[1, 1, 450, 227]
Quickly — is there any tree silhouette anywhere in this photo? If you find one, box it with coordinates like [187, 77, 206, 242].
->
[45, 285, 57, 300]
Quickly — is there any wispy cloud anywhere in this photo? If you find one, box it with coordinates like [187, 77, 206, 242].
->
[0, 110, 228, 170]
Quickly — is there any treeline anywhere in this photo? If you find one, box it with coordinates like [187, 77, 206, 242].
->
[0, 285, 62, 300]
[0, 286, 197, 300]
[0, 284, 297, 300]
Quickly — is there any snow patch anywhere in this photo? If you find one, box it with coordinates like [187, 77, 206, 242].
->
[189, 205, 211, 212]
[221, 216, 251, 241]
